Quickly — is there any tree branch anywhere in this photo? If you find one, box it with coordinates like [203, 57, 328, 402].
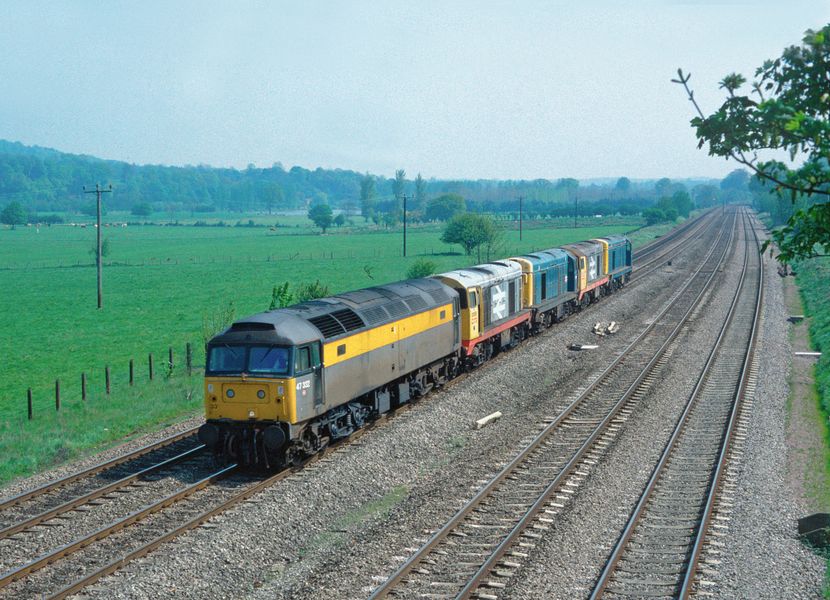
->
[673, 69, 830, 198]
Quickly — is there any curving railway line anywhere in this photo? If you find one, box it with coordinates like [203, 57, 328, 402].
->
[368, 209, 740, 599]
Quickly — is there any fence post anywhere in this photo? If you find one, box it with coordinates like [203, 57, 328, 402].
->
[129, 359, 134, 386]
[149, 353, 154, 381]
[55, 379, 61, 411]
[105, 366, 111, 394]
[186, 343, 193, 376]
[27, 388, 33, 420]
[81, 372, 87, 401]
[169, 347, 174, 372]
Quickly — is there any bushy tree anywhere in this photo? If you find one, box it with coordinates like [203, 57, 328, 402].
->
[674, 24, 830, 261]
[308, 203, 333, 233]
[671, 190, 693, 217]
[334, 213, 346, 227]
[1, 201, 27, 228]
[642, 207, 666, 226]
[406, 258, 438, 279]
[426, 194, 466, 222]
[441, 213, 500, 259]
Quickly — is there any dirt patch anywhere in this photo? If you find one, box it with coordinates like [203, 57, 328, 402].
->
[784, 274, 830, 513]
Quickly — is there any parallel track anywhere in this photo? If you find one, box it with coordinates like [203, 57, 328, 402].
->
[369, 210, 738, 600]
[0, 206, 724, 599]
[589, 209, 762, 600]
[0, 426, 200, 514]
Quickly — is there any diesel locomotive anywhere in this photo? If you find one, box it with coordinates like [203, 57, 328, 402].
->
[198, 235, 632, 466]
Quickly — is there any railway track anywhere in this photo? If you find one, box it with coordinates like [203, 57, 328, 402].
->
[0, 407, 402, 598]
[368, 209, 739, 599]
[631, 209, 718, 281]
[0, 207, 725, 599]
[589, 209, 762, 600]
[633, 208, 714, 263]
[0, 426, 200, 516]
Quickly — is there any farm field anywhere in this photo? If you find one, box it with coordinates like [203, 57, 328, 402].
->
[0, 215, 662, 485]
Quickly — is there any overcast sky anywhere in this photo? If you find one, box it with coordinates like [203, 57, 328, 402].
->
[1, 1, 827, 181]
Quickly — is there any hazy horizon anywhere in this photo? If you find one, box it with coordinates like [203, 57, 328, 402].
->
[1, 2, 827, 181]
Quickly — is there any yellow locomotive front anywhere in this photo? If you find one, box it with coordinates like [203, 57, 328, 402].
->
[198, 314, 325, 467]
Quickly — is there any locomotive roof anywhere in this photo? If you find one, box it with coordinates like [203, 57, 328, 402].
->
[600, 235, 630, 246]
[560, 240, 603, 258]
[514, 248, 569, 270]
[437, 260, 522, 288]
[212, 277, 456, 344]
[210, 311, 323, 347]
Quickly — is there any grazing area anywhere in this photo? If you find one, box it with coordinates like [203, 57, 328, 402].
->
[0, 215, 655, 485]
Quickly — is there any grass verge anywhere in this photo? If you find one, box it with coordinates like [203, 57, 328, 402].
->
[0, 370, 201, 486]
[793, 256, 830, 596]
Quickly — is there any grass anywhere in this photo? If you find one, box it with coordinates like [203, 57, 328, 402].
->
[0, 212, 679, 487]
[793, 255, 830, 595]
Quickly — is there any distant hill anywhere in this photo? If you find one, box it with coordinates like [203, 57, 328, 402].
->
[0, 139, 721, 216]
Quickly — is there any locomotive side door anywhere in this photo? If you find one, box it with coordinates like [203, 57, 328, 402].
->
[467, 287, 480, 339]
[295, 343, 324, 417]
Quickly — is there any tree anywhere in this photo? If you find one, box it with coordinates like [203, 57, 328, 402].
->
[654, 178, 672, 198]
[393, 169, 407, 205]
[295, 280, 329, 302]
[89, 237, 112, 259]
[308, 203, 333, 233]
[360, 174, 376, 223]
[264, 183, 284, 214]
[1, 201, 27, 229]
[334, 213, 346, 227]
[269, 282, 294, 309]
[692, 184, 720, 209]
[671, 190, 693, 218]
[414, 173, 427, 212]
[441, 213, 499, 259]
[426, 194, 466, 222]
[406, 258, 438, 279]
[615, 177, 631, 194]
[674, 24, 830, 262]
[642, 207, 666, 226]
[131, 202, 152, 216]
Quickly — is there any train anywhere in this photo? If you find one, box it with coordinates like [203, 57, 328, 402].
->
[198, 235, 632, 467]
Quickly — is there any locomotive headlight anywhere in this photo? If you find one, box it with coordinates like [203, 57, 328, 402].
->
[226, 389, 235, 398]
[257, 389, 266, 399]
[248, 410, 256, 419]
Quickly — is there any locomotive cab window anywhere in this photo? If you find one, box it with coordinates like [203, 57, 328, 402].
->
[295, 343, 321, 374]
[295, 346, 311, 374]
[468, 290, 477, 308]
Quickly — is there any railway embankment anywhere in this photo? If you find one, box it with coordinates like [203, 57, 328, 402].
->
[786, 254, 830, 596]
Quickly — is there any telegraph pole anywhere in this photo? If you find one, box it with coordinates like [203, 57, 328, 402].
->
[402, 193, 407, 257]
[83, 183, 112, 309]
[518, 195, 524, 241]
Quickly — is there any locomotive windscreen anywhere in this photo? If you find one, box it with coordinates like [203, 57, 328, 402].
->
[208, 345, 290, 376]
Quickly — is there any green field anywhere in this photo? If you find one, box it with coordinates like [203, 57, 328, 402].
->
[1, 213, 665, 485]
